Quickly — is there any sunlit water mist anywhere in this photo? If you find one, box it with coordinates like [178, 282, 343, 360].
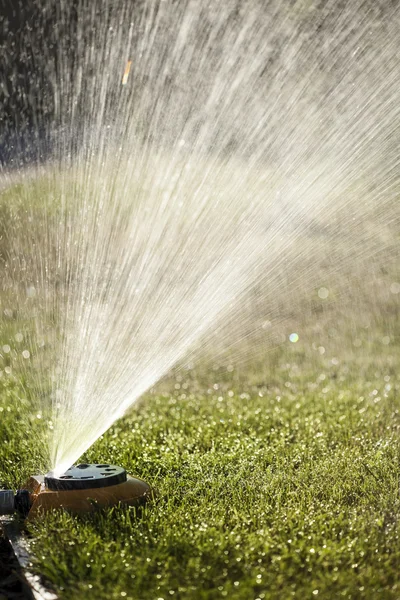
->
[0, 0, 400, 474]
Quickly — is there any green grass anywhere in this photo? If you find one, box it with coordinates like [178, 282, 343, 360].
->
[0, 173, 399, 599]
[1, 331, 399, 600]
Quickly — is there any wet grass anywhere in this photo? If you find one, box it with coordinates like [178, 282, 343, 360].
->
[1, 328, 399, 600]
[0, 172, 399, 598]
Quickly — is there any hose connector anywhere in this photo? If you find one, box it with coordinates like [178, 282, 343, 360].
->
[0, 490, 15, 515]
[0, 489, 31, 517]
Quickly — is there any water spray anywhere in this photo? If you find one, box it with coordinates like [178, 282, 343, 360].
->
[0, 464, 151, 520]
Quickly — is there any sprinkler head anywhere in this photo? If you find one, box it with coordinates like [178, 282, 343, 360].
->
[1, 464, 152, 520]
[45, 463, 128, 491]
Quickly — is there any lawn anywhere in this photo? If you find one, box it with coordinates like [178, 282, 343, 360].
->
[0, 167, 399, 599]
[1, 321, 399, 599]
[1, 0, 400, 593]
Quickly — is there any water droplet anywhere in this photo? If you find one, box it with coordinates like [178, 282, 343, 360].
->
[318, 287, 329, 299]
[390, 282, 400, 294]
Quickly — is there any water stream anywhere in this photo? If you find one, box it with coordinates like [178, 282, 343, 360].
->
[0, 0, 399, 474]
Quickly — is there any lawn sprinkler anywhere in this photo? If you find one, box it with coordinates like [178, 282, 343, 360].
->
[0, 463, 151, 520]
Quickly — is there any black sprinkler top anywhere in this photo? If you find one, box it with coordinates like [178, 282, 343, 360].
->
[44, 463, 127, 491]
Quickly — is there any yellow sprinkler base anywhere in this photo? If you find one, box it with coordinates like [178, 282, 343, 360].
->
[23, 464, 152, 520]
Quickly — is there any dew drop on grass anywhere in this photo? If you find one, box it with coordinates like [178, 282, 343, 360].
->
[318, 287, 329, 299]
[390, 282, 400, 294]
